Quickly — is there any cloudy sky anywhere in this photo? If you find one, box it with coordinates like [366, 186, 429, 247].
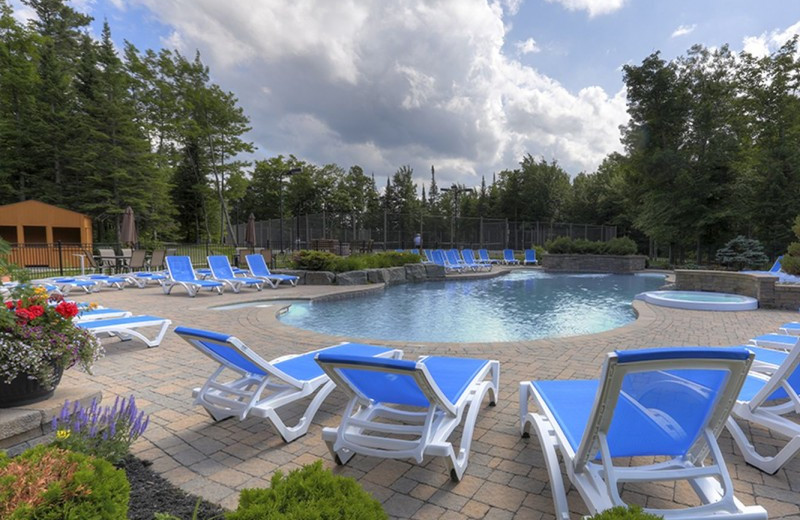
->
[13, 1, 800, 188]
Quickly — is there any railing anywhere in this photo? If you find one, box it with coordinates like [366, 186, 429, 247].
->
[229, 212, 618, 252]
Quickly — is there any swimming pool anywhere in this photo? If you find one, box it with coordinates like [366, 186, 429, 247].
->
[277, 271, 666, 342]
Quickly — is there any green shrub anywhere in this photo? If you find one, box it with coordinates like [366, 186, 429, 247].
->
[531, 245, 547, 259]
[586, 505, 663, 519]
[292, 250, 420, 273]
[782, 254, 800, 275]
[606, 237, 638, 256]
[544, 236, 637, 255]
[0, 444, 129, 519]
[227, 461, 386, 520]
[715, 235, 769, 270]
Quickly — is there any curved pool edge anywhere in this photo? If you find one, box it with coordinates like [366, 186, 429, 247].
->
[635, 290, 758, 311]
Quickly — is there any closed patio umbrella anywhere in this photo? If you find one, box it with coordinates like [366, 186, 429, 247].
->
[245, 213, 257, 246]
[120, 206, 137, 246]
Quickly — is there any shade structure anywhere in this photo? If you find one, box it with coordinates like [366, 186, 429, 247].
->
[245, 213, 257, 246]
[120, 206, 137, 246]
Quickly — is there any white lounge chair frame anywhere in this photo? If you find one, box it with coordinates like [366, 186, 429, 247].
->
[520, 348, 765, 520]
[175, 327, 403, 442]
[726, 341, 800, 474]
[207, 255, 263, 293]
[318, 356, 499, 481]
[79, 315, 171, 348]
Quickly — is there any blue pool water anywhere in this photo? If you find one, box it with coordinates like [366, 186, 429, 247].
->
[278, 271, 666, 343]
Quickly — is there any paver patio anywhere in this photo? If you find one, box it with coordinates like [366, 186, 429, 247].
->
[61, 270, 800, 519]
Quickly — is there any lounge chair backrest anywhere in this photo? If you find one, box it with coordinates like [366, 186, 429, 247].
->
[174, 327, 302, 387]
[479, 249, 491, 262]
[431, 250, 446, 266]
[748, 341, 800, 408]
[208, 255, 235, 279]
[246, 254, 271, 277]
[445, 250, 461, 265]
[503, 249, 515, 262]
[524, 249, 536, 262]
[121, 248, 132, 259]
[150, 249, 166, 270]
[166, 256, 198, 282]
[129, 250, 147, 270]
[316, 354, 458, 415]
[572, 347, 753, 469]
[424, 249, 434, 262]
[771, 255, 783, 273]
[463, 249, 477, 264]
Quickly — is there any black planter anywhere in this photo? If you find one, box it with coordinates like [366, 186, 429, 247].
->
[0, 365, 64, 408]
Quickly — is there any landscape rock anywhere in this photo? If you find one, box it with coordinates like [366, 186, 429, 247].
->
[365, 269, 387, 284]
[424, 263, 446, 280]
[274, 269, 305, 285]
[384, 267, 407, 285]
[303, 271, 335, 285]
[404, 263, 427, 282]
[336, 270, 369, 285]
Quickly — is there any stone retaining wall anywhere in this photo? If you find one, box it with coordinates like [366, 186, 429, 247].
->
[541, 254, 647, 273]
[675, 269, 800, 310]
[275, 263, 445, 286]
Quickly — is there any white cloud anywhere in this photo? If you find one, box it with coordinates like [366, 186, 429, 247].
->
[545, 0, 626, 17]
[132, 0, 628, 184]
[516, 37, 541, 55]
[742, 20, 800, 58]
[671, 24, 696, 38]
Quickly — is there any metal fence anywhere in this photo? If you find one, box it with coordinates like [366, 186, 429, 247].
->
[230, 212, 617, 252]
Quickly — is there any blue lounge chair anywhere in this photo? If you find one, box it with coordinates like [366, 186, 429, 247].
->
[78, 274, 128, 289]
[478, 249, 500, 265]
[523, 249, 537, 265]
[727, 343, 800, 474]
[123, 271, 168, 288]
[423, 249, 435, 263]
[207, 255, 264, 293]
[750, 332, 797, 350]
[163, 256, 224, 297]
[502, 249, 519, 265]
[46, 277, 101, 295]
[78, 315, 172, 348]
[520, 347, 765, 520]
[245, 254, 299, 288]
[462, 249, 491, 271]
[75, 308, 132, 322]
[316, 354, 499, 481]
[175, 327, 402, 442]
[445, 249, 471, 271]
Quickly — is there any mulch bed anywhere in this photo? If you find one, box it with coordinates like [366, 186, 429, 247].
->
[120, 456, 228, 520]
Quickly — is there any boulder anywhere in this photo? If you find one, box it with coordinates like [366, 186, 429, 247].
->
[385, 267, 407, 285]
[404, 263, 427, 282]
[424, 263, 446, 281]
[365, 269, 388, 284]
[303, 271, 335, 285]
[336, 270, 369, 285]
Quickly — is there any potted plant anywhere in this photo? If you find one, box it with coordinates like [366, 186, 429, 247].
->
[0, 286, 102, 407]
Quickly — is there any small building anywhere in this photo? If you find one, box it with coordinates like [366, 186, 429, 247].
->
[0, 200, 93, 268]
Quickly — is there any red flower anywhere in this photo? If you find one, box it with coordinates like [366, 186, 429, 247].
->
[4, 301, 13, 310]
[55, 301, 79, 319]
[15, 308, 34, 322]
[27, 305, 45, 318]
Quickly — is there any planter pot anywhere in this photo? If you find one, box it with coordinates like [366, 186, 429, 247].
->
[0, 365, 64, 408]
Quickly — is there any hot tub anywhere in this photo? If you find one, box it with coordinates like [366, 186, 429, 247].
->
[635, 290, 758, 311]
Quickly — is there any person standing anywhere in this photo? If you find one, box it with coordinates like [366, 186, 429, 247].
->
[413, 233, 422, 250]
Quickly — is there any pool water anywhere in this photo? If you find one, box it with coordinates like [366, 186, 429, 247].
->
[278, 271, 666, 343]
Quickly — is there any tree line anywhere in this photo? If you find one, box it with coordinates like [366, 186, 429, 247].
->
[1, 0, 798, 262]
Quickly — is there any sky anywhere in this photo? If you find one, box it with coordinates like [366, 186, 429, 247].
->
[11, 0, 800, 189]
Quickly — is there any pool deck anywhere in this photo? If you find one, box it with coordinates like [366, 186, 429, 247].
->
[60, 268, 800, 519]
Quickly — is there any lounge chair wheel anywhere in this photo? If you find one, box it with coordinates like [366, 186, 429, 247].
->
[489, 400, 496, 407]
[449, 468, 459, 482]
[521, 431, 530, 439]
[334, 454, 344, 466]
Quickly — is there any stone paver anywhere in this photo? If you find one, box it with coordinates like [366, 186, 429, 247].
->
[58, 269, 800, 519]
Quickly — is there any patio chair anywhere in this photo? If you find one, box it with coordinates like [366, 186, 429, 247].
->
[149, 249, 166, 271]
[163, 256, 224, 297]
[97, 247, 116, 271]
[462, 249, 491, 271]
[478, 248, 500, 265]
[316, 354, 499, 481]
[245, 254, 299, 288]
[121, 248, 132, 267]
[520, 347, 765, 520]
[77, 315, 172, 348]
[207, 255, 264, 293]
[523, 249, 537, 265]
[502, 249, 519, 265]
[127, 250, 147, 272]
[725, 342, 800, 474]
[174, 327, 403, 442]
